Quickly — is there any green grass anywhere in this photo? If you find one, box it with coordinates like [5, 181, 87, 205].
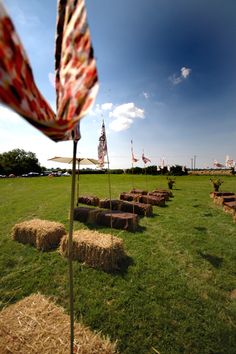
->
[0, 175, 236, 354]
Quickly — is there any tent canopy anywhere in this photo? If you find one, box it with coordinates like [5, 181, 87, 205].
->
[48, 156, 99, 165]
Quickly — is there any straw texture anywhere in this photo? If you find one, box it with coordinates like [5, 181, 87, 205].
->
[0, 294, 117, 354]
[11, 219, 66, 251]
[60, 230, 125, 271]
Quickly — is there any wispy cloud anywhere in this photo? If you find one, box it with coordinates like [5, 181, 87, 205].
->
[169, 66, 192, 85]
[142, 91, 149, 99]
[109, 103, 144, 132]
[101, 103, 113, 110]
[6, 3, 41, 28]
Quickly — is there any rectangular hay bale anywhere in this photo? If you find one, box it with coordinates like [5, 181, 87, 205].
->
[223, 201, 236, 215]
[139, 195, 166, 206]
[11, 219, 66, 251]
[60, 230, 125, 271]
[120, 200, 153, 216]
[120, 192, 141, 202]
[99, 199, 121, 210]
[0, 294, 117, 354]
[97, 210, 139, 231]
[215, 196, 236, 205]
[78, 195, 100, 206]
[129, 189, 148, 195]
[152, 189, 173, 197]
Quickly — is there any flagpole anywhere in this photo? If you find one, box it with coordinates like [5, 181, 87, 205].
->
[68, 139, 77, 354]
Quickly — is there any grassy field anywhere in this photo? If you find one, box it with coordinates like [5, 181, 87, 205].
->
[0, 174, 236, 354]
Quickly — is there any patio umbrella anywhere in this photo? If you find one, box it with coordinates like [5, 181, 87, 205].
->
[48, 156, 99, 205]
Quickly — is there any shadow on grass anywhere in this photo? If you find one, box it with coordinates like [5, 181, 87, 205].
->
[198, 251, 223, 268]
[82, 221, 147, 233]
[202, 212, 213, 217]
[194, 226, 207, 233]
[113, 255, 134, 276]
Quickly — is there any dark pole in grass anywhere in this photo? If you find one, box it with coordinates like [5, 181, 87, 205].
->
[68, 139, 78, 354]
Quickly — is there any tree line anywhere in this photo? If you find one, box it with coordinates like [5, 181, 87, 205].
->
[0, 149, 188, 176]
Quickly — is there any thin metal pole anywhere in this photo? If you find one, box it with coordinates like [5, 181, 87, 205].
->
[68, 140, 77, 354]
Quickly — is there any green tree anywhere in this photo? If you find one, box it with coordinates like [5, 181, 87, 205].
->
[0, 149, 42, 175]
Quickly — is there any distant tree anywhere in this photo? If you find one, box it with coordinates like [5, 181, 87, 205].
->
[0, 149, 42, 175]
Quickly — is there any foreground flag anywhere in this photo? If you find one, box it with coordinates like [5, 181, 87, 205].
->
[131, 140, 139, 163]
[98, 121, 108, 167]
[142, 152, 151, 164]
[0, 0, 98, 142]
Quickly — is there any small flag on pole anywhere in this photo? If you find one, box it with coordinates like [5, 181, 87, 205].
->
[142, 153, 151, 164]
[225, 155, 234, 168]
[131, 140, 139, 163]
[98, 121, 108, 167]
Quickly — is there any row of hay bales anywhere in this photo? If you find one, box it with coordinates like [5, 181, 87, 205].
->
[75, 188, 173, 232]
[210, 191, 236, 222]
[74, 207, 138, 231]
[12, 219, 126, 272]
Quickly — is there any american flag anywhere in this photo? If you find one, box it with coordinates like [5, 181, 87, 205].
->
[98, 121, 107, 167]
[131, 140, 139, 163]
[142, 153, 151, 164]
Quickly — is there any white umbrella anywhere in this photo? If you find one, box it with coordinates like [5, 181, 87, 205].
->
[48, 156, 98, 165]
[48, 156, 99, 206]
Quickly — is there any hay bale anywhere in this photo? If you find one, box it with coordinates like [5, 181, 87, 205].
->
[97, 211, 138, 231]
[148, 192, 169, 201]
[74, 207, 92, 222]
[74, 207, 104, 224]
[139, 195, 165, 207]
[78, 195, 100, 206]
[120, 200, 153, 216]
[129, 189, 148, 195]
[60, 230, 125, 271]
[11, 219, 66, 251]
[99, 199, 121, 210]
[215, 196, 236, 206]
[223, 201, 236, 215]
[211, 191, 235, 199]
[0, 294, 117, 354]
[120, 192, 141, 202]
[152, 189, 173, 197]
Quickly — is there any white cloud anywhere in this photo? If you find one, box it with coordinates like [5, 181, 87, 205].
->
[142, 92, 149, 99]
[101, 103, 113, 111]
[181, 67, 191, 79]
[90, 102, 113, 116]
[169, 66, 192, 85]
[109, 102, 144, 132]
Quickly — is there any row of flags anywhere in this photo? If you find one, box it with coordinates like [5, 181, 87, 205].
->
[98, 123, 235, 170]
[98, 123, 152, 168]
[213, 156, 235, 168]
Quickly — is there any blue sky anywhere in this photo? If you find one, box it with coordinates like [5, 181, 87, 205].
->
[0, 0, 236, 169]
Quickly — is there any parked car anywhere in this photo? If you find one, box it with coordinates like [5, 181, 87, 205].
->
[28, 172, 40, 177]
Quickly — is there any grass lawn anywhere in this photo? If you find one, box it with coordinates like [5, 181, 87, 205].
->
[0, 174, 236, 354]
